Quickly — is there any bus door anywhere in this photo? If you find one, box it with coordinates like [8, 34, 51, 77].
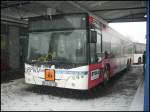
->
[88, 31, 103, 89]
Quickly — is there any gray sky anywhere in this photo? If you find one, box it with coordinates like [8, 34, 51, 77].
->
[109, 22, 146, 43]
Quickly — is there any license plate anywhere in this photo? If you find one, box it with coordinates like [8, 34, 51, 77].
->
[45, 69, 55, 81]
[42, 81, 56, 86]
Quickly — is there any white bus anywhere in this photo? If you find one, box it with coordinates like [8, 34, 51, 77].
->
[25, 13, 134, 90]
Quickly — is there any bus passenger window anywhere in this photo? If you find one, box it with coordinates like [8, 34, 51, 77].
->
[90, 43, 96, 63]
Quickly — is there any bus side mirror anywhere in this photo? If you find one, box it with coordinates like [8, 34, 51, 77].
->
[90, 31, 97, 43]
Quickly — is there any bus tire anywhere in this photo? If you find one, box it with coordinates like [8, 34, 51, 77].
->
[103, 65, 110, 85]
[126, 59, 131, 71]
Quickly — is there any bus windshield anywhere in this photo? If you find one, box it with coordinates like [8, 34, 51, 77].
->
[27, 30, 87, 64]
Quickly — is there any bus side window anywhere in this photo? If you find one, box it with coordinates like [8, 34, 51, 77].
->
[90, 43, 97, 63]
[96, 33, 101, 54]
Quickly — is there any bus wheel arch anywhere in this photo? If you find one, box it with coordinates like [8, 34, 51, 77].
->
[127, 58, 131, 71]
[103, 63, 110, 84]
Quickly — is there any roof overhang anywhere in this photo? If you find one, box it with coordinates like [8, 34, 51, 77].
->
[1, 1, 147, 24]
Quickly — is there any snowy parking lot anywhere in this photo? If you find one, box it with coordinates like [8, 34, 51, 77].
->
[1, 65, 144, 111]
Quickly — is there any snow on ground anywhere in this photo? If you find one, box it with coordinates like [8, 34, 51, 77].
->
[129, 79, 144, 111]
[1, 65, 144, 111]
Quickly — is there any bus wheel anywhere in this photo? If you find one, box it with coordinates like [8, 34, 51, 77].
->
[126, 59, 131, 71]
[103, 66, 110, 85]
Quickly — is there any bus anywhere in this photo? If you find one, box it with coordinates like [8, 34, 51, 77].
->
[133, 42, 146, 64]
[25, 13, 134, 90]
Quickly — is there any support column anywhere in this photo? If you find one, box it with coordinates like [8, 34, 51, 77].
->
[144, 0, 149, 111]
[8, 26, 20, 70]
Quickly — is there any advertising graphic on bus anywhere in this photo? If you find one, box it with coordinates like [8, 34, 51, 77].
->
[25, 13, 134, 90]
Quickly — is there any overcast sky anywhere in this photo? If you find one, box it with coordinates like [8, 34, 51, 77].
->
[109, 22, 146, 43]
